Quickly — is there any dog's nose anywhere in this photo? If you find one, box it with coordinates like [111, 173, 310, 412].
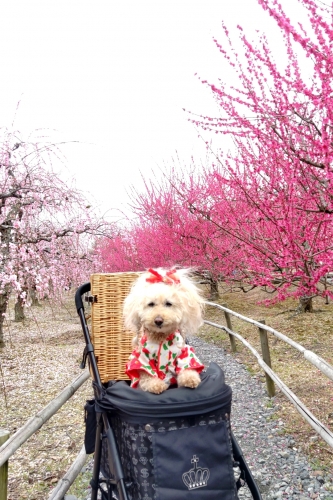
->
[154, 316, 164, 327]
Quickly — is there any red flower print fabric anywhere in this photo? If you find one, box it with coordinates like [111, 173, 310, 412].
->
[125, 331, 204, 388]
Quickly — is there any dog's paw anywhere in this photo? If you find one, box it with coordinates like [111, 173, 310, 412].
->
[140, 376, 168, 394]
[150, 379, 169, 394]
[177, 369, 201, 389]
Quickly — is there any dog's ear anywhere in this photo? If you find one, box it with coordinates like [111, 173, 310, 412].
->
[180, 300, 204, 336]
[123, 293, 142, 333]
[176, 270, 205, 335]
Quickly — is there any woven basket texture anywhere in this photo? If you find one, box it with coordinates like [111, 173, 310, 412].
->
[90, 272, 140, 382]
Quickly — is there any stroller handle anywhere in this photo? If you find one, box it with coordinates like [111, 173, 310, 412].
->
[75, 281, 130, 500]
[75, 282, 91, 312]
[75, 281, 103, 389]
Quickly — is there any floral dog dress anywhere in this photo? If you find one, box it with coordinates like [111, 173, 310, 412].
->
[126, 331, 204, 388]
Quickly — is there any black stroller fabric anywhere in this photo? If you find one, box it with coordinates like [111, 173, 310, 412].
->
[94, 362, 239, 500]
[84, 399, 97, 454]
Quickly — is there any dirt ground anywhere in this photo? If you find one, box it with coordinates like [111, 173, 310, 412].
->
[0, 285, 332, 499]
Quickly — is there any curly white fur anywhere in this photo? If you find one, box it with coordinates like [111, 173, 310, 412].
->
[123, 268, 205, 338]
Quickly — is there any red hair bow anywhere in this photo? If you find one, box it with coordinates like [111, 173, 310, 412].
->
[146, 268, 180, 285]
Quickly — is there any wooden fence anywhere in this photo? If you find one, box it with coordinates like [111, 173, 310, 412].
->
[0, 370, 89, 500]
[204, 301, 333, 449]
[1, 302, 333, 499]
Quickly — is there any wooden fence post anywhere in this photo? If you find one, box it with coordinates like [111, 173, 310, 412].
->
[222, 303, 237, 353]
[0, 429, 9, 500]
[258, 320, 275, 397]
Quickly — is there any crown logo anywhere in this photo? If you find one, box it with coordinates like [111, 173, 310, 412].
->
[182, 455, 210, 490]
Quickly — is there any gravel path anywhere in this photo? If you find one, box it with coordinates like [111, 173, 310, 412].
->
[70, 337, 333, 500]
[190, 336, 333, 500]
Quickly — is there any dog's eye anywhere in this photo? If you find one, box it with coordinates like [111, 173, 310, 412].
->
[165, 301, 172, 307]
[147, 302, 155, 307]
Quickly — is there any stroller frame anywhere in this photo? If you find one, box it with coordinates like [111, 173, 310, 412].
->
[75, 281, 263, 500]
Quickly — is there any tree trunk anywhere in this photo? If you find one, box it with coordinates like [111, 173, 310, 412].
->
[298, 296, 313, 313]
[30, 287, 41, 307]
[0, 226, 12, 346]
[14, 295, 25, 322]
[324, 275, 329, 305]
[209, 279, 219, 301]
[0, 292, 9, 347]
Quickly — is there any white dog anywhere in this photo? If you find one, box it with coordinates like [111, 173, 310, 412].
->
[124, 268, 205, 394]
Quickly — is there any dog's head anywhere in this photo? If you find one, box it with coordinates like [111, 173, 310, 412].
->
[123, 268, 205, 337]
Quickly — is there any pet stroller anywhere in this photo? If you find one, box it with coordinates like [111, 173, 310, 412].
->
[75, 273, 263, 500]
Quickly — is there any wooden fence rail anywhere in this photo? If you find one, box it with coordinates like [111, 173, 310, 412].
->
[48, 445, 87, 500]
[0, 370, 90, 500]
[205, 319, 333, 449]
[0, 370, 89, 468]
[204, 301, 333, 450]
[205, 301, 333, 382]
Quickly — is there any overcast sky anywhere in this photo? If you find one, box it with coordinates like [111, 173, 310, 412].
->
[0, 0, 305, 218]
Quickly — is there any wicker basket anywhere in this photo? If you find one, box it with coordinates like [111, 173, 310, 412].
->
[90, 272, 140, 383]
